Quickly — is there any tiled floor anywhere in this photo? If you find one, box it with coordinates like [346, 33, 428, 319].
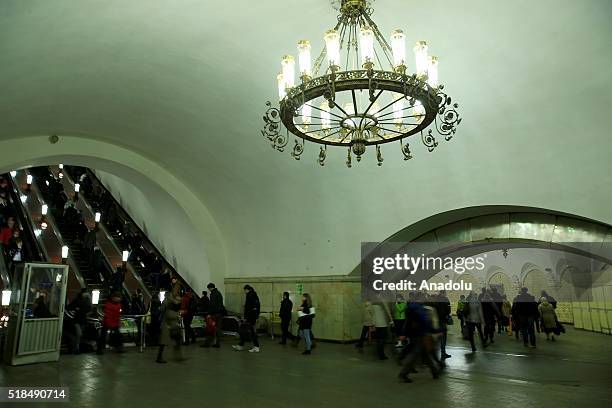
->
[1, 326, 611, 407]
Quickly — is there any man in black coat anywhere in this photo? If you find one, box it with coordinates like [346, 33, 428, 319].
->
[432, 291, 452, 359]
[233, 285, 260, 353]
[67, 289, 92, 354]
[202, 283, 225, 348]
[512, 287, 539, 347]
[278, 292, 295, 344]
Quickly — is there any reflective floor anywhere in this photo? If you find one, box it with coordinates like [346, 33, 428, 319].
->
[1, 326, 611, 407]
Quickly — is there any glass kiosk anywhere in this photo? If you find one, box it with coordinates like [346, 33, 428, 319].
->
[3, 263, 69, 365]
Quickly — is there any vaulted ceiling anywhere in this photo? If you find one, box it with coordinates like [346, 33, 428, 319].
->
[1, 0, 611, 285]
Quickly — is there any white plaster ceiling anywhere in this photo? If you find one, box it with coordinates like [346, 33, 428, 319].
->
[1, 0, 611, 279]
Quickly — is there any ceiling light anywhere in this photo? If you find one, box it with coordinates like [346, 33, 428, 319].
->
[261, 0, 461, 166]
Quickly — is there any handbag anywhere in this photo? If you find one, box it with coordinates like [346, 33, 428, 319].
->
[169, 326, 181, 340]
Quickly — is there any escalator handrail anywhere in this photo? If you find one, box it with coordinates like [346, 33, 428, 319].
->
[25, 169, 87, 289]
[6, 173, 46, 264]
[57, 167, 151, 301]
[82, 167, 195, 294]
[0, 243, 10, 288]
[5, 173, 46, 263]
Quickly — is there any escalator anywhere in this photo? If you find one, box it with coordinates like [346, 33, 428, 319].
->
[62, 165, 195, 297]
[8, 169, 86, 300]
[28, 167, 111, 290]
[1, 172, 45, 291]
[45, 166, 150, 303]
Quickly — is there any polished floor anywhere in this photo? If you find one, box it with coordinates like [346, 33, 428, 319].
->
[1, 325, 611, 408]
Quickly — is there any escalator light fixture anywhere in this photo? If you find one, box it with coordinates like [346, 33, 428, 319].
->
[122, 251, 129, 262]
[159, 291, 166, 302]
[20, 195, 27, 203]
[92, 290, 100, 305]
[40, 223, 47, 231]
[26, 175, 33, 185]
[74, 183, 80, 193]
[59, 164, 64, 169]
[45, 180, 49, 186]
[94, 212, 101, 223]
[41, 204, 48, 215]
[61, 245, 69, 259]
[58, 172, 64, 179]
[56, 273, 62, 282]
[1, 290, 11, 306]
[10, 171, 17, 177]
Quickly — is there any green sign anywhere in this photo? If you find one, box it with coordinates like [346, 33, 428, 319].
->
[296, 283, 304, 295]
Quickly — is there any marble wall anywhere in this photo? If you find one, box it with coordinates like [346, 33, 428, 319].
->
[225, 265, 612, 340]
[224, 276, 362, 341]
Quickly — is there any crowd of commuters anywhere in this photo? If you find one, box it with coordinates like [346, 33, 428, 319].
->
[349, 286, 565, 384]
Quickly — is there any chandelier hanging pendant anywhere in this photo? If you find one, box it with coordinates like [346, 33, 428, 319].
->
[261, 0, 461, 167]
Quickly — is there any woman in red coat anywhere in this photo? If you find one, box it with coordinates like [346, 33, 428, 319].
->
[0, 217, 16, 245]
[96, 293, 124, 354]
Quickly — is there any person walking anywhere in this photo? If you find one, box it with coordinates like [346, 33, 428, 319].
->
[501, 295, 512, 335]
[481, 290, 499, 344]
[202, 283, 225, 348]
[433, 291, 452, 359]
[156, 295, 185, 363]
[233, 285, 261, 353]
[181, 289, 197, 345]
[198, 291, 210, 315]
[371, 302, 392, 360]
[297, 293, 315, 355]
[513, 287, 538, 348]
[398, 292, 440, 383]
[538, 297, 558, 341]
[355, 300, 374, 351]
[464, 292, 487, 352]
[67, 289, 92, 354]
[97, 293, 124, 354]
[279, 292, 295, 345]
[393, 294, 407, 348]
[149, 291, 162, 346]
[456, 294, 466, 329]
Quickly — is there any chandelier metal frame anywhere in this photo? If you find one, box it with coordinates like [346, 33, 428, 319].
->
[261, 0, 461, 167]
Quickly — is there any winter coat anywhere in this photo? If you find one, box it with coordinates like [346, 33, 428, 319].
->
[159, 299, 181, 346]
[68, 294, 92, 325]
[103, 300, 121, 328]
[362, 302, 374, 326]
[279, 298, 293, 321]
[371, 304, 388, 328]
[538, 301, 557, 329]
[208, 288, 225, 315]
[297, 301, 314, 330]
[244, 290, 260, 323]
[393, 302, 407, 320]
[502, 301, 512, 318]
[465, 300, 485, 324]
[512, 292, 539, 324]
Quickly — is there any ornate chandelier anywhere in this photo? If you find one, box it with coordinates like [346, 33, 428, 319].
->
[261, 0, 461, 167]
